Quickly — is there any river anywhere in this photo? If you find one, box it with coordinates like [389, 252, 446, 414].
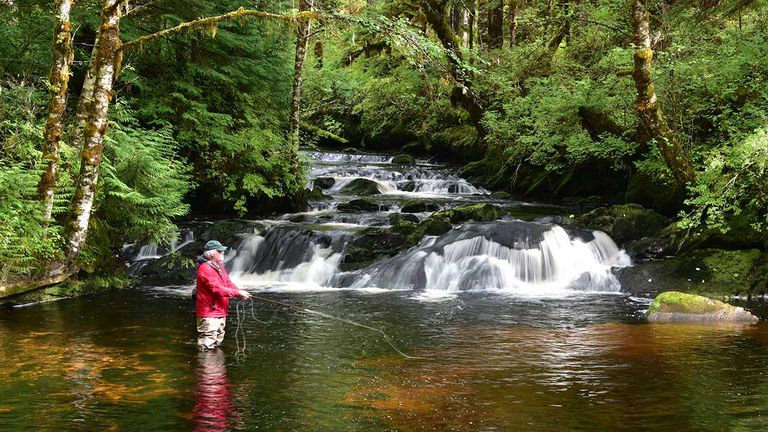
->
[1, 150, 767, 431]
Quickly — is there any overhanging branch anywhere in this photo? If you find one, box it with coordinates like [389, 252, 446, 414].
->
[121, 7, 324, 52]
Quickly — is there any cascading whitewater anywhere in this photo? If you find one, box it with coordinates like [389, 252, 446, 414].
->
[337, 221, 630, 294]
[227, 219, 630, 295]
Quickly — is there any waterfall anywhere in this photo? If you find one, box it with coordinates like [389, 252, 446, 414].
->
[132, 149, 632, 298]
[229, 228, 349, 289]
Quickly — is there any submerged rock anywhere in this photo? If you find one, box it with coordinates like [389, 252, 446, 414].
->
[647, 291, 758, 323]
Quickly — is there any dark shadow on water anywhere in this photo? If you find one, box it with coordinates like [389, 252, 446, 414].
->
[192, 348, 238, 431]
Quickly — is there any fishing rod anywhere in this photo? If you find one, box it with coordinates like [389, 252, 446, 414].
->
[234, 294, 419, 360]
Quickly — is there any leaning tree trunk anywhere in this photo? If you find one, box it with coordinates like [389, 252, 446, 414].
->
[630, 0, 695, 188]
[39, 0, 74, 221]
[65, 0, 124, 264]
[421, 0, 485, 130]
[287, 0, 313, 174]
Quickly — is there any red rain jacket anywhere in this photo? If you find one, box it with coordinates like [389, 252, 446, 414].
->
[195, 261, 241, 318]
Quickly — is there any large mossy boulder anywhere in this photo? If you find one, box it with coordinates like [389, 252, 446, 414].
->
[616, 248, 768, 296]
[647, 291, 758, 323]
[573, 203, 668, 245]
[339, 178, 381, 195]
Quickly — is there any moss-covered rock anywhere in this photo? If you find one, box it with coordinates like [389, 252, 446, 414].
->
[491, 191, 512, 200]
[616, 248, 768, 296]
[341, 227, 411, 270]
[391, 153, 416, 165]
[431, 203, 503, 224]
[574, 203, 668, 245]
[400, 200, 440, 213]
[389, 213, 420, 225]
[339, 178, 381, 195]
[647, 291, 758, 323]
[306, 185, 332, 201]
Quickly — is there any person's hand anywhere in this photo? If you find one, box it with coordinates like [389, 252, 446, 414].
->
[238, 290, 251, 300]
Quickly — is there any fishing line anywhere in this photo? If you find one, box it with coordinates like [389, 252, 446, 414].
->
[234, 297, 281, 359]
[233, 294, 418, 359]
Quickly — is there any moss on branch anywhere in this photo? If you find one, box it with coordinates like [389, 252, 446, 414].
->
[121, 8, 325, 52]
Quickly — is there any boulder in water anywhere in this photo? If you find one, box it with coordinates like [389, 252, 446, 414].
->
[306, 186, 332, 201]
[431, 203, 503, 224]
[389, 213, 420, 225]
[136, 252, 197, 285]
[314, 177, 336, 189]
[337, 199, 386, 212]
[401, 200, 440, 213]
[391, 154, 416, 165]
[647, 291, 758, 323]
[342, 228, 409, 270]
[340, 178, 381, 195]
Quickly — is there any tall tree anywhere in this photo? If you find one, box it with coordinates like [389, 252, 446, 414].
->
[630, 0, 695, 189]
[287, 0, 313, 173]
[64, 0, 125, 265]
[487, 0, 503, 48]
[39, 0, 74, 221]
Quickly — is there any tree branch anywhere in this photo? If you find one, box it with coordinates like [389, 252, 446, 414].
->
[121, 7, 322, 52]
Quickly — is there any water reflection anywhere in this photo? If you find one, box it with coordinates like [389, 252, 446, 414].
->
[192, 349, 238, 431]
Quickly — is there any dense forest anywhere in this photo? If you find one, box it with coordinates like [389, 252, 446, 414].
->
[1, 0, 767, 294]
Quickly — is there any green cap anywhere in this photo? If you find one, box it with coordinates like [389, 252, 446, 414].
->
[204, 240, 227, 252]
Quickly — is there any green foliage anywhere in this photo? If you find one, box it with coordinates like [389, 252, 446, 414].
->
[481, 61, 636, 173]
[97, 103, 194, 245]
[680, 126, 768, 233]
[219, 126, 306, 216]
[0, 164, 65, 280]
[0, 79, 46, 164]
[119, 0, 301, 215]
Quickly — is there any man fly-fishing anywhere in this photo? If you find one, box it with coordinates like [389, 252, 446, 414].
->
[195, 240, 251, 351]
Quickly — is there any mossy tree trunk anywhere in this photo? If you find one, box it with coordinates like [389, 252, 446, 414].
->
[630, 0, 695, 189]
[65, 0, 124, 265]
[39, 0, 74, 221]
[287, 0, 313, 174]
[508, 0, 518, 48]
